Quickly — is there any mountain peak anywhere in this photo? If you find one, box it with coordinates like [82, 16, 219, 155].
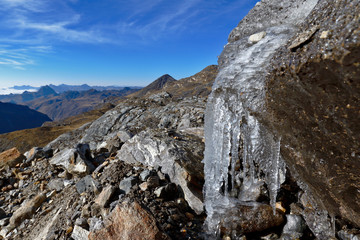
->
[37, 85, 57, 96]
[130, 74, 176, 98]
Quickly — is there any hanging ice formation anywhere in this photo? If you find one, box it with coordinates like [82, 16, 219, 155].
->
[203, 26, 292, 237]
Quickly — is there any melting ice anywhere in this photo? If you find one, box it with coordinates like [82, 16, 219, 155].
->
[203, 26, 293, 237]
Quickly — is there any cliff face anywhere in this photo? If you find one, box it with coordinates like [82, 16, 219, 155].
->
[204, 0, 359, 238]
[264, 0, 360, 227]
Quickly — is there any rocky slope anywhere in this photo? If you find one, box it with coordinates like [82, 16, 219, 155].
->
[0, 102, 51, 134]
[0, 93, 207, 240]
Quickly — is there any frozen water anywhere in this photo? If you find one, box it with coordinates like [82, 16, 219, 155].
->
[203, 26, 293, 236]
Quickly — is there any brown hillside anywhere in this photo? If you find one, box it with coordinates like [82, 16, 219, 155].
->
[0, 103, 114, 153]
[162, 65, 218, 98]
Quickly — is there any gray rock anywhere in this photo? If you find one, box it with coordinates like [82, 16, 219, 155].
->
[119, 176, 138, 194]
[228, 0, 318, 43]
[280, 214, 306, 239]
[47, 178, 64, 192]
[338, 230, 360, 240]
[88, 217, 104, 232]
[75, 176, 102, 194]
[117, 129, 204, 214]
[139, 169, 151, 181]
[71, 225, 90, 240]
[0, 217, 9, 227]
[0, 207, 7, 220]
[50, 146, 95, 177]
[117, 130, 133, 143]
[75, 217, 89, 229]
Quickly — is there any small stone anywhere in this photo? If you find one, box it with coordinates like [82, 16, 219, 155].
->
[338, 229, 360, 240]
[147, 176, 160, 188]
[47, 178, 64, 192]
[75, 217, 89, 229]
[320, 30, 329, 39]
[9, 192, 46, 230]
[249, 31, 266, 43]
[88, 217, 104, 232]
[94, 185, 115, 208]
[154, 183, 178, 200]
[280, 214, 307, 239]
[139, 182, 149, 191]
[63, 180, 74, 187]
[46, 190, 56, 199]
[261, 233, 278, 240]
[75, 175, 101, 194]
[0, 208, 7, 220]
[0, 148, 25, 168]
[185, 212, 194, 220]
[140, 169, 151, 181]
[117, 130, 133, 143]
[119, 176, 138, 194]
[0, 217, 9, 227]
[58, 170, 71, 179]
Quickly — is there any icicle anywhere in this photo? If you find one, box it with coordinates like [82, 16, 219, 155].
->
[270, 137, 281, 214]
[203, 26, 297, 237]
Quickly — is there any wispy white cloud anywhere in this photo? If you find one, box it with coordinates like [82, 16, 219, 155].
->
[0, 0, 256, 69]
[0, 45, 51, 69]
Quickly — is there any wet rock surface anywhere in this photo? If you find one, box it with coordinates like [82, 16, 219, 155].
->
[203, 0, 359, 239]
[264, 0, 360, 229]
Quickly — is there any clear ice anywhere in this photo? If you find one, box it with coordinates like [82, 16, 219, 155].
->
[203, 23, 336, 239]
[203, 26, 292, 237]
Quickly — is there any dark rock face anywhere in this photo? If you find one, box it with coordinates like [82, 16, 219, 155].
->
[263, 0, 360, 227]
[0, 102, 51, 134]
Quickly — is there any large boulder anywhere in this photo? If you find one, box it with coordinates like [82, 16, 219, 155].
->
[117, 130, 204, 214]
[204, 0, 360, 238]
[0, 148, 25, 168]
[262, 0, 360, 228]
[89, 199, 170, 240]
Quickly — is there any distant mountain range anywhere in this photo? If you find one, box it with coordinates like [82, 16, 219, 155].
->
[48, 84, 142, 93]
[0, 84, 142, 95]
[0, 85, 141, 121]
[0, 102, 51, 134]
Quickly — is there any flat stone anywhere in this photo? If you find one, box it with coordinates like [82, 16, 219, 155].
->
[117, 130, 133, 143]
[71, 225, 90, 240]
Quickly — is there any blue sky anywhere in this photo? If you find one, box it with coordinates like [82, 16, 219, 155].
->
[0, 0, 259, 88]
